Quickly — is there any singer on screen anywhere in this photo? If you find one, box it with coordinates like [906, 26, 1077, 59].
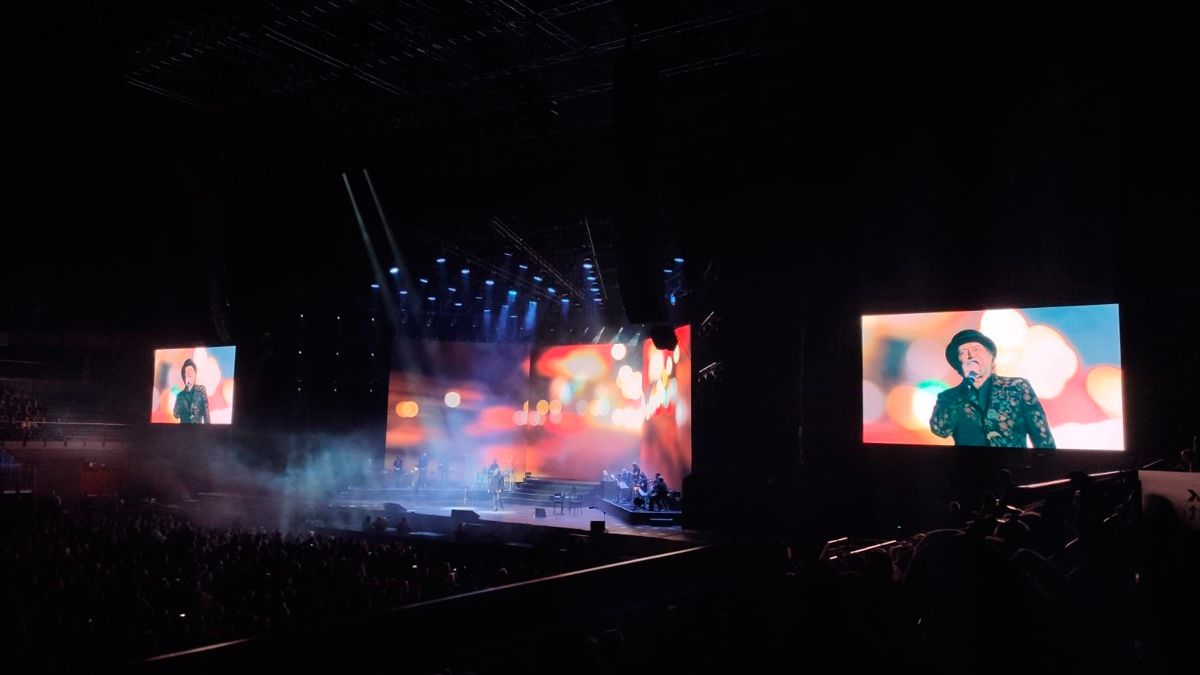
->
[173, 358, 210, 424]
[929, 329, 1055, 448]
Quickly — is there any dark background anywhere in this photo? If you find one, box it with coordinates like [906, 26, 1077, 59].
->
[3, 1, 1198, 539]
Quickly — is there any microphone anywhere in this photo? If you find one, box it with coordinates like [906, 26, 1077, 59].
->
[964, 370, 979, 387]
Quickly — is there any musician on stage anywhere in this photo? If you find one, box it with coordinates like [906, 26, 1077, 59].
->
[414, 451, 429, 498]
[649, 473, 670, 512]
[630, 463, 650, 510]
[488, 459, 504, 511]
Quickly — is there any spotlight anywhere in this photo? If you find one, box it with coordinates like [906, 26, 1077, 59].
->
[583, 263, 593, 270]
[370, 283, 380, 289]
[485, 279, 495, 286]
[419, 278, 429, 284]
[673, 257, 684, 264]
[547, 287, 556, 294]
[663, 268, 673, 274]
[533, 275, 543, 282]
[448, 287, 456, 292]
[389, 267, 399, 274]
[399, 290, 408, 295]
[561, 297, 570, 304]
[436, 257, 446, 264]
[427, 296, 436, 301]
[461, 268, 470, 275]
[518, 264, 529, 270]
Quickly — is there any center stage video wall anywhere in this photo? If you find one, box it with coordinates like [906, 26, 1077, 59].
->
[385, 326, 692, 489]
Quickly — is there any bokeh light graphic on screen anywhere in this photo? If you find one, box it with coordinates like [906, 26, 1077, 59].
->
[862, 305, 1122, 450]
[151, 346, 237, 424]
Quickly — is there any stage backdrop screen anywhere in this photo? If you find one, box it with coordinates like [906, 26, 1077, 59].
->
[640, 325, 692, 491]
[525, 342, 644, 484]
[384, 327, 693, 489]
[386, 342, 530, 486]
[151, 346, 237, 424]
[862, 305, 1122, 450]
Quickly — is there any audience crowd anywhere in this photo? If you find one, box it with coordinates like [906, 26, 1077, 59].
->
[0, 383, 50, 441]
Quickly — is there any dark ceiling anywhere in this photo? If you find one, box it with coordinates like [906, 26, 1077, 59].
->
[4, 2, 1198, 340]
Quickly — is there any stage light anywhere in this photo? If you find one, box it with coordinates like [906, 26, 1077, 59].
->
[561, 297, 570, 304]
[444, 391, 461, 408]
[611, 343, 627, 360]
[427, 296, 436, 301]
[548, 287, 556, 294]
[399, 290, 408, 295]
[518, 264, 529, 270]
[590, 287, 599, 292]
[389, 267, 399, 274]
[586, 275, 596, 281]
[593, 298, 602, 302]
[448, 287, 456, 292]
[583, 263, 593, 270]
[663, 268, 673, 274]
[669, 293, 677, 306]
[436, 257, 446, 264]
[533, 275, 543, 282]
[673, 257, 684, 263]
[461, 268, 470, 275]
[454, 302, 463, 307]
[370, 283, 379, 289]
[504, 252, 513, 257]
[419, 278, 429, 284]
[485, 279, 495, 286]
[483, 309, 492, 313]
[508, 289, 517, 296]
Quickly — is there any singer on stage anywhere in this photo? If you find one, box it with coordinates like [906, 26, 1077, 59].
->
[929, 329, 1055, 448]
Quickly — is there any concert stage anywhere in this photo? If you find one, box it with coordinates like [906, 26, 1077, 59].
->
[597, 498, 683, 527]
[179, 482, 699, 545]
[331, 477, 689, 539]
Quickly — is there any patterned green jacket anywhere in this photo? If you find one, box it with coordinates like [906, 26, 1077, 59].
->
[929, 375, 1055, 448]
[174, 385, 210, 425]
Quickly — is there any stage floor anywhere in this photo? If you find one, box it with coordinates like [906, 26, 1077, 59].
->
[330, 495, 708, 543]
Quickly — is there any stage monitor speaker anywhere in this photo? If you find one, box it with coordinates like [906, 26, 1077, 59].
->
[590, 520, 605, 534]
[451, 509, 480, 522]
[383, 502, 407, 515]
[534, 507, 547, 518]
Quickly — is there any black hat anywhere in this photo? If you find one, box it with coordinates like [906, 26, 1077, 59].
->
[944, 329, 997, 374]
